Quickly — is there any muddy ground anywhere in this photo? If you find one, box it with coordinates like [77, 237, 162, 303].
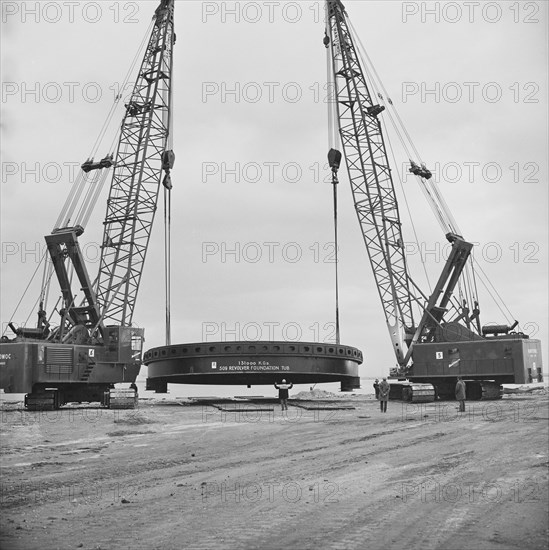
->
[1, 391, 548, 550]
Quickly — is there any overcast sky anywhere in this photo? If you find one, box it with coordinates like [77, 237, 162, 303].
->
[1, 0, 547, 383]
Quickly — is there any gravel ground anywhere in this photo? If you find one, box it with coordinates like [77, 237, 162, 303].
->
[1, 390, 548, 550]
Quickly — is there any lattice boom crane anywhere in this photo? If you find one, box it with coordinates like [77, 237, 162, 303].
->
[325, 0, 543, 401]
[0, 0, 175, 410]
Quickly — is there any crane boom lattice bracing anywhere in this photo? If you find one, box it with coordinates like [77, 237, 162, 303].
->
[326, 0, 415, 364]
[96, 0, 175, 328]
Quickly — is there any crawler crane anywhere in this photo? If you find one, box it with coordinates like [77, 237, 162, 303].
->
[324, 0, 543, 401]
[0, 0, 175, 410]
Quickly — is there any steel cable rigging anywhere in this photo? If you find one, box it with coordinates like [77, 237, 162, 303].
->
[327, 12, 517, 335]
[8, 19, 158, 330]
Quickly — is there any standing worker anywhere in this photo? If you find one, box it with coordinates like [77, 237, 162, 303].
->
[373, 379, 380, 399]
[455, 377, 466, 412]
[378, 377, 390, 413]
[274, 379, 293, 411]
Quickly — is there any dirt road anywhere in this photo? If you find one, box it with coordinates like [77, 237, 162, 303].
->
[1, 391, 548, 550]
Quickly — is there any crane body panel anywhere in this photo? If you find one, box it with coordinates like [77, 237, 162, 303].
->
[0, 326, 143, 407]
[410, 338, 543, 384]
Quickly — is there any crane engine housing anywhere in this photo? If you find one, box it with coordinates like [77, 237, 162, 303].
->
[0, 326, 143, 409]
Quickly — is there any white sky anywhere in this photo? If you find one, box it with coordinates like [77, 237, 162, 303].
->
[1, 0, 548, 381]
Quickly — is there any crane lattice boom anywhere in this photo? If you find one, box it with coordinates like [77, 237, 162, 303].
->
[326, 0, 415, 363]
[96, 0, 175, 327]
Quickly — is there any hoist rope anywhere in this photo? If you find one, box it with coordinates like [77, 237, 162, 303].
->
[89, 99, 120, 161]
[54, 19, 154, 233]
[79, 169, 111, 229]
[345, 16, 516, 331]
[470, 258, 515, 324]
[89, 19, 154, 160]
[349, 20, 460, 236]
[344, 20, 434, 300]
[385, 122, 432, 296]
[39, 254, 52, 305]
[164, 187, 171, 346]
[325, 13, 341, 344]
[332, 172, 341, 345]
[24, 260, 57, 330]
[1, 250, 47, 337]
[325, 25, 338, 151]
[164, 22, 175, 346]
[54, 169, 86, 229]
[75, 170, 106, 227]
[5, 18, 159, 335]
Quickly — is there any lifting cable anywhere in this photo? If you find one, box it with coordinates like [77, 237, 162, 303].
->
[343, 20, 433, 298]
[39, 253, 54, 315]
[349, 20, 460, 236]
[89, 19, 154, 161]
[55, 169, 86, 229]
[385, 123, 432, 296]
[55, 19, 154, 233]
[331, 164, 341, 345]
[1, 250, 47, 337]
[325, 29, 339, 151]
[75, 17, 153, 229]
[164, 186, 172, 346]
[346, 19, 517, 329]
[163, 84, 173, 346]
[79, 170, 111, 228]
[325, 16, 341, 344]
[163, 42, 175, 347]
[25, 261, 57, 330]
[470, 258, 515, 325]
[6, 20, 156, 334]
[76, 169, 110, 228]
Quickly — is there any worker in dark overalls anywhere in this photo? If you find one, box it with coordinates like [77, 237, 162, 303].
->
[455, 377, 466, 412]
[378, 378, 390, 413]
[274, 379, 293, 411]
